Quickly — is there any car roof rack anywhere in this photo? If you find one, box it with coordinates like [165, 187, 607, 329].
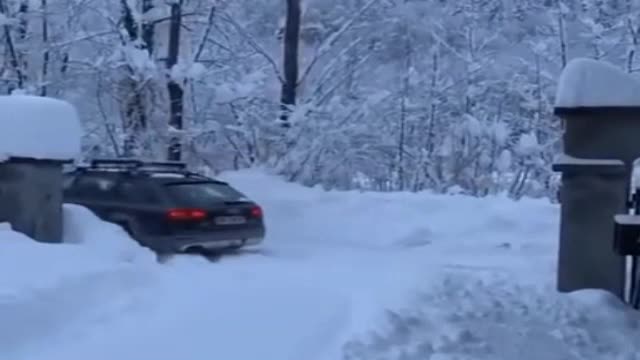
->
[87, 158, 187, 170]
[139, 161, 188, 172]
[80, 158, 210, 179]
[89, 158, 142, 168]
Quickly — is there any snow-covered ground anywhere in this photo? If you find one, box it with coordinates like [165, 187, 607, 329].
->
[1, 169, 639, 360]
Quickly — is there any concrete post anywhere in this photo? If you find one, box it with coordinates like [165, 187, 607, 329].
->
[554, 156, 627, 297]
[553, 107, 640, 300]
[0, 95, 81, 244]
[0, 158, 66, 243]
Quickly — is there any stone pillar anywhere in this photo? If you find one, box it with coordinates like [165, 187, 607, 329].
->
[554, 156, 627, 297]
[0, 159, 65, 243]
[553, 107, 640, 300]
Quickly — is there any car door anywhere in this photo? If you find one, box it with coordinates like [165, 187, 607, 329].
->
[63, 173, 123, 219]
[64, 174, 165, 235]
[109, 179, 167, 236]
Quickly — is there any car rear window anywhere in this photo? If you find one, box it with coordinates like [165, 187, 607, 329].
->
[164, 182, 247, 206]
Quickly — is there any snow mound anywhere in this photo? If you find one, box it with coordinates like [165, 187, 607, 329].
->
[63, 204, 155, 264]
[555, 58, 640, 108]
[219, 168, 557, 253]
[0, 205, 154, 295]
[0, 206, 156, 357]
[344, 272, 640, 360]
[0, 95, 82, 161]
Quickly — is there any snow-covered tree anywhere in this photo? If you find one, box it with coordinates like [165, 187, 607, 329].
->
[2, 0, 636, 197]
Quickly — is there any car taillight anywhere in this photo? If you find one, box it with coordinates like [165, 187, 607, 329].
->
[250, 206, 263, 218]
[167, 208, 207, 221]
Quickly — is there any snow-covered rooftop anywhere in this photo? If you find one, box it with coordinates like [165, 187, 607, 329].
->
[555, 58, 640, 108]
[0, 95, 83, 162]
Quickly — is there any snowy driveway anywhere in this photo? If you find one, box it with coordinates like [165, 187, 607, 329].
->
[2, 170, 639, 360]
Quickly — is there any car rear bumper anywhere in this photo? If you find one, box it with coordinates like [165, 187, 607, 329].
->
[149, 227, 266, 253]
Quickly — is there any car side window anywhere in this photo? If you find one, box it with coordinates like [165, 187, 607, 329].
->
[114, 180, 160, 204]
[62, 173, 76, 190]
[62, 173, 78, 196]
[68, 175, 118, 201]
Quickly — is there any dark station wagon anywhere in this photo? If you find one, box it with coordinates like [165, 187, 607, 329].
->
[63, 159, 265, 258]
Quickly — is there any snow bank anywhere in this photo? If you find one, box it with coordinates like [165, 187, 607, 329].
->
[0, 95, 82, 161]
[62, 204, 155, 264]
[219, 168, 557, 253]
[344, 273, 640, 360]
[0, 205, 153, 295]
[555, 58, 640, 108]
[0, 206, 156, 357]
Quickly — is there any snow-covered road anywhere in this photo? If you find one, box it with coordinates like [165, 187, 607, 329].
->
[1, 170, 639, 360]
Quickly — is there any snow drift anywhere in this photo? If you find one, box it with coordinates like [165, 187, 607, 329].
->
[0, 206, 155, 358]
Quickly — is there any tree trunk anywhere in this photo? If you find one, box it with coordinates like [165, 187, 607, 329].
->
[556, 0, 568, 68]
[40, 0, 49, 96]
[0, 0, 25, 91]
[120, 0, 154, 157]
[166, 0, 184, 161]
[16, 0, 28, 84]
[142, 0, 154, 53]
[396, 15, 412, 191]
[426, 49, 439, 156]
[279, 0, 301, 127]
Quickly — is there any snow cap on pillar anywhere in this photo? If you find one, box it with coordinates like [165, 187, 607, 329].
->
[0, 94, 83, 162]
[553, 58, 640, 163]
[555, 57, 640, 108]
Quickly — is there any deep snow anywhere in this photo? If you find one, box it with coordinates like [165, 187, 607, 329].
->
[1, 169, 639, 360]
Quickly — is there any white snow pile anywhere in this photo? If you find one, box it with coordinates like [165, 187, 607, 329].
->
[556, 57, 640, 108]
[343, 276, 640, 360]
[221, 169, 557, 252]
[62, 204, 156, 264]
[0, 95, 83, 161]
[0, 206, 156, 358]
[0, 205, 154, 295]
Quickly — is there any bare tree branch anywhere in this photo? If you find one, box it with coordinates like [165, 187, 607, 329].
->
[298, 0, 380, 85]
[219, 12, 284, 83]
[194, 5, 217, 61]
